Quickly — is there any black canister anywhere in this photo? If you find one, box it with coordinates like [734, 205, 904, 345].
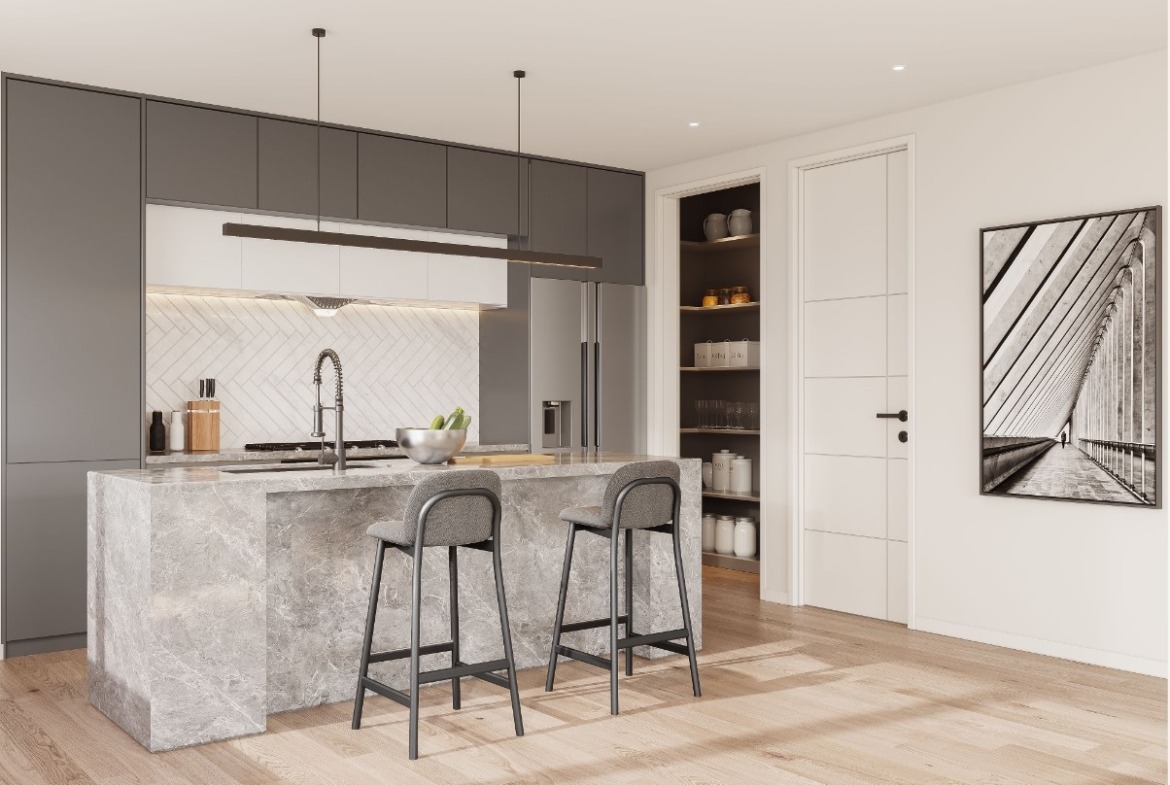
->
[149, 411, 167, 454]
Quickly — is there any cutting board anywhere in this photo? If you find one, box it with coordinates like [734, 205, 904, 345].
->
[450, 453, 557, 467]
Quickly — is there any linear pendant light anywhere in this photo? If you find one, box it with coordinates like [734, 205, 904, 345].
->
[222, 34, 601, 271]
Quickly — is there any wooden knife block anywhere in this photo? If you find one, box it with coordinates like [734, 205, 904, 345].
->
[186, 400, 220, 452]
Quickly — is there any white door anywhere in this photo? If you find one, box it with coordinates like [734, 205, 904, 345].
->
[801, 150, 909, 623]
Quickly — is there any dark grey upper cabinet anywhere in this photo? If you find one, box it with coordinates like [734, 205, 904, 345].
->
[529, 160, 589, 280]
[447, 148, 521, 235]
[146, 101, 257, 208]
[588, 169, 645, 285]
[5, 460, 138, 643]
[5, 80, 143, 464]
[258, 119, 357, 219]
[358, 134, 447, 228]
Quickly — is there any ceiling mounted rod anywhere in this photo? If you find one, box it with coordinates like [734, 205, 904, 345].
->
[222, 223, 602, 268]
[222, 55, 603, 270]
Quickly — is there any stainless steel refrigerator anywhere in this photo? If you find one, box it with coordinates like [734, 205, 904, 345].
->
[529, 278, 645, 454]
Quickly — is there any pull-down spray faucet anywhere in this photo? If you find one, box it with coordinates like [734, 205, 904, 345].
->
[311, 349, 346, 473]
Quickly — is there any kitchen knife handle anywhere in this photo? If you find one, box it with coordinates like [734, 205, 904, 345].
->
[208, 379, 216, 399]
[580, 341, 589, 450]
[199, 379, 205, 399]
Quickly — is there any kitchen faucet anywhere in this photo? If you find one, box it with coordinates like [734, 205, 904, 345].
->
[311, 349, 346, 473]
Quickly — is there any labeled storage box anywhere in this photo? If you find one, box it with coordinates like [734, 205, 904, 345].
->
[693, 342, 711, 367]
[708, 341, 730, 367]
[727, 340, 760, 367]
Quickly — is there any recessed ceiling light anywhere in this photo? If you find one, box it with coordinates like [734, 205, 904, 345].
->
[688, 121, 700, 127]
[892, 64, 907, 72]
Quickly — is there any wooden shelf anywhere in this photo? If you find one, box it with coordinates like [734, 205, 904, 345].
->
[680, 302, 760, 313]
[702, 490, 761, 503]
[702, 552, 760, 573]
[680, 234, 760, 253]
[681, 428, 759, 435]
[680, 366, 760, 372]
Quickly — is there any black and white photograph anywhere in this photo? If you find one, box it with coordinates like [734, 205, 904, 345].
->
[981, 206, 1161, 506]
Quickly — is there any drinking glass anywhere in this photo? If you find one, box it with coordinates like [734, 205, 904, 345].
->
[747, 403, 759, 430]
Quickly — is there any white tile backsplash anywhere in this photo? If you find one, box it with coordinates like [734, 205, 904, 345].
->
[146, 294, 480, 447]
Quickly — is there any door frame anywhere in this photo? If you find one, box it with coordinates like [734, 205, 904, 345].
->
[788, 136, 918, 626]
[647, 166, 772, 598]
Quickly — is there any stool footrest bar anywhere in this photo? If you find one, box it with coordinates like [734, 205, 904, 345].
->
[560, 615, 629, 634]
[368, 641, 454, 663]
[359, 676, 410, 708]
[473, 671, 511, 689]
[556, 645, 611, 670]
[417, 659, 510, 686]
[619, 629, 688, 649]
[648, 640, 689, 656]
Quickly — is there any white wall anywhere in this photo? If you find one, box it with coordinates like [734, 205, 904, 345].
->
[646, 51, 1168, 675]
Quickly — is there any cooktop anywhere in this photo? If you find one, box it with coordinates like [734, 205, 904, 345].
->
[244, 439, 398, 452]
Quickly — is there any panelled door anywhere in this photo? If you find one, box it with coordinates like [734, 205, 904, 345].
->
[801, 150, 909, 623]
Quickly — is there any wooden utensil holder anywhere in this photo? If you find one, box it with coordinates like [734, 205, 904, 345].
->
[186, 400, 220, 452]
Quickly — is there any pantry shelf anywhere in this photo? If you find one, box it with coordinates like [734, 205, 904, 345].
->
[680, 234, 760, 253]
[702, 552, 760, 573]
[681, 429, 760, 435]
[702, 490, 761, 503]
[680, 302, 760, 313]
[680, 366, 760, 372]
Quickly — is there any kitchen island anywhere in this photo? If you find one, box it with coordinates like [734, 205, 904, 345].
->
[87, 453, 701, 752]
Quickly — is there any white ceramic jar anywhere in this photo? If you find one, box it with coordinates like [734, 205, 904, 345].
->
[730, 457, 753, 494]
[703, 213, 729, 241]
[712, 450, 733, 492]
[728, 208, 753, 237]
[701, 462, 713, 488]
[701, 514, 717, 552]
[169, 410, 185, 453]
[715, 515, 736, 554]
[733, 517, 757, 558]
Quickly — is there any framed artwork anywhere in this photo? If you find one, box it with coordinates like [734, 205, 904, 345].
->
[980, 206, 1161, 507]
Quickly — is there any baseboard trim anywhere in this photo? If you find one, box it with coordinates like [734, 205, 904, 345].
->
[760, 589, 790, 605]
[915, 617, 1166, 678]
[4, 632, 87, 658]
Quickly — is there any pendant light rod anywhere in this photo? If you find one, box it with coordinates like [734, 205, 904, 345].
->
[313, 27, 325, 231]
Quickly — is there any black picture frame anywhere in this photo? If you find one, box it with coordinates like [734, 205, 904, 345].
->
[979, 205, 1162, 508]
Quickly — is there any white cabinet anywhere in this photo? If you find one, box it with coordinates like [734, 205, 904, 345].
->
[145, 205, 509, 308]
[339, 225, 429, 301]
[241, 215, 340, 296]
[429, 255, 508, 307]
[146, 204, 242, 291]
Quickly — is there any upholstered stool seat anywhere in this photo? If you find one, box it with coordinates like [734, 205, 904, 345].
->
[545, 460, 701, 715]
[351, 469, 524, 760]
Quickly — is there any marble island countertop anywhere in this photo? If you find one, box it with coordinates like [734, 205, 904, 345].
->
[88, 452, 702, 752]
[145, 441, 528, 465]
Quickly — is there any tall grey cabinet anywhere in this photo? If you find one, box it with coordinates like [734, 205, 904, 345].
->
[3, 78, 143, 656]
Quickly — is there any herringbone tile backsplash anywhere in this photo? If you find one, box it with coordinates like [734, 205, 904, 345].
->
[146, 294, 480, 447]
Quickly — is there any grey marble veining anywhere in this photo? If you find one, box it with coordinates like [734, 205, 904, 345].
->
[88, 453, 701, 752]
[145, 442, 529, 465]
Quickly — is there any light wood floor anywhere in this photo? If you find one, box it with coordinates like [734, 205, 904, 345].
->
[0, 567, 1163, 784]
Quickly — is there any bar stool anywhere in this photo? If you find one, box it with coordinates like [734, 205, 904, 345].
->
[545, 460, 700, 715]
[351, 470, 524, 760]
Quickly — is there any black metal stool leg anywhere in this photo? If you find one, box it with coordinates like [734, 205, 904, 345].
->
[545, 524, 577, 692]
[672, 522, 702, 698]
[624, 530, 634, 677]
[408, 545, 424, 760]
[352, 540, 386, 730]
[449, 545, 461, 710]
[492, 538, 525, 737]
[609, 524, 620, 715]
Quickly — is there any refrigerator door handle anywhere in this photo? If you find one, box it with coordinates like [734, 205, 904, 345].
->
[594, 340, 601, 452]
[580, 341, 589, 450]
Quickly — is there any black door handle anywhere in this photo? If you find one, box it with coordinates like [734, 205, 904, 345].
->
[877, 410, 909, 422]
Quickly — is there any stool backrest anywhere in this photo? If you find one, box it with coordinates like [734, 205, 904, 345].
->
[603, 460, 680, 529]
[404, 469, 501, 546]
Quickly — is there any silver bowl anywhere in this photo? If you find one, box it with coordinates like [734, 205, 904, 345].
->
[396, 428, 468, 464]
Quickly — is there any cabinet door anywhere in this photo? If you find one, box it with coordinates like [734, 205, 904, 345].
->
[357, 134, 447, 228]
[447, 148, 520, 235]
[146, 101, 257, 208]
[529, 160, 588, 281]
[338, 224, 429, 301]
[5, 80, 143, 463]
[146, 204, 243, 291]
[258, 119, 357, 219]
[241, 216, 340, 296]
[429, 256, 508, 307]
[587, 169, 644, 285]
[5, 460, 139, 644]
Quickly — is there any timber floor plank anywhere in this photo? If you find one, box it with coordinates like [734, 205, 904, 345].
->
[0, 567, 1162, 784]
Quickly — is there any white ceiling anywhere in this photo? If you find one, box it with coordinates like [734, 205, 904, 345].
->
[1, 1, 1164, 171]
